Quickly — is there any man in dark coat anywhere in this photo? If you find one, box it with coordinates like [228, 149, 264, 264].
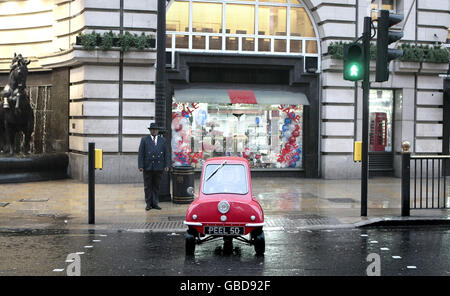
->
[138, 123, 171, 211]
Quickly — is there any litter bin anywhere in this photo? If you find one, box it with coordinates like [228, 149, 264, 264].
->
[172, 166, 194, 204]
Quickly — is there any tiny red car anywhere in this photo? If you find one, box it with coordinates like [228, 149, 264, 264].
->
[184, 156, 265, 255]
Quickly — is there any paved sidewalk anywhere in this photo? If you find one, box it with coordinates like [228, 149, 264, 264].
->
[0, 176, 449, 230]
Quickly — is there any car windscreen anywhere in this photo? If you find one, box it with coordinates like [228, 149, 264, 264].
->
[202, 164, 248, 195]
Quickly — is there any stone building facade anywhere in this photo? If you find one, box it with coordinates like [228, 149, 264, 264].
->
[0, 0, 158, 182]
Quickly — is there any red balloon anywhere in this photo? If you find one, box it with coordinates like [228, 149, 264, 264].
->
[243, 148, 251, 158]
[255, 154, 261, 160]
[285, 143, 291, 150]
[295, 125, 300, 131]
[293, 130, 300, 137]
[289, 136, 296, 144]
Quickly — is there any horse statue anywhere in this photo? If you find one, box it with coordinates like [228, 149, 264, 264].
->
[0, 53, 34, 155]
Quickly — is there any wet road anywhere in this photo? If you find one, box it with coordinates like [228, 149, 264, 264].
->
[0, 226, 449, 276]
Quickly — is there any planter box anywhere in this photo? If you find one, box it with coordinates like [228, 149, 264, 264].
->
[76, 35, 156, 50]
[394, 61, 421, 73]
[420, 62, 449, 74]
[322, 56, 343, 71]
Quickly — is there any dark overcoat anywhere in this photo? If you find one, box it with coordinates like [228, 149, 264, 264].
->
[138, 135, 171, 171]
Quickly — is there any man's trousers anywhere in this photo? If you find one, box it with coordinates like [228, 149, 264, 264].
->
[143, 170, 162, 207]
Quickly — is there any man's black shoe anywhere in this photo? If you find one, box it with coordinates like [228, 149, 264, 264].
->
[146, 205, 151, 211]
[153, 205, 162, 210]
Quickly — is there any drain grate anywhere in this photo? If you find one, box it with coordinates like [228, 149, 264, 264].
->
[19, 199, 49, 202]
[0, 202, 9, 207]
[110, 216, 340, 231]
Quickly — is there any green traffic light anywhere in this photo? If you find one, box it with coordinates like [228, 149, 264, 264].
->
[343, 43, 364, 81]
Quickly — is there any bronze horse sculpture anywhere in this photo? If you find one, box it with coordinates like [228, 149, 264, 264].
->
[0, 54, 34, 155]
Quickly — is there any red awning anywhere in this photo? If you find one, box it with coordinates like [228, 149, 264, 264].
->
[173, 83, 310, 105]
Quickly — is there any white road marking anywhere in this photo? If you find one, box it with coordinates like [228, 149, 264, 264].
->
[392, 256, 402, 259]
[407, 266, 417, 269]
[380, 247, 390, 251]
[360, 234, 368, 237]
[53, 269, 64, 272]
[369, 241, 378, 244]
[65, 259, 74, 263]
[92, 240, 101, 242]
[99, 234, 107, 237]
[75, 252, 85, 255]
[84, 245, 93, 248]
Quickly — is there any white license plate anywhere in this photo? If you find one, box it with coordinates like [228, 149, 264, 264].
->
[204, 226, 244, 235]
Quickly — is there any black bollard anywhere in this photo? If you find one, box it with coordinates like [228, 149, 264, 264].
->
[88, 142, 95, 224]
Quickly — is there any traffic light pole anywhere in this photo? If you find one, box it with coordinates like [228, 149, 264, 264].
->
[361, 17, 372, 217]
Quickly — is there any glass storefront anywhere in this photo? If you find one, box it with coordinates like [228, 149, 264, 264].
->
[171, 102, 304, 169]
[369, 89, 394, 152]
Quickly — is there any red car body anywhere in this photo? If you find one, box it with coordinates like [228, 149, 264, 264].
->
[184, 156, 264, 236]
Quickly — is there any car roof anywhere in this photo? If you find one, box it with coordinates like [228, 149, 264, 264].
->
[204, 156, 249, 165]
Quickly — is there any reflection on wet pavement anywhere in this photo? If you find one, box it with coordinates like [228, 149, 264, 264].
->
[1, 227, 450, 276]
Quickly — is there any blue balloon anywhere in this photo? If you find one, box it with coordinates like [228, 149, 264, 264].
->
[282, 125, 288, 132]
[284, 118, 292, 125]
[289, 162, 296, 168]
[196, 110, 207, 126]
[255, 117, 260, 125]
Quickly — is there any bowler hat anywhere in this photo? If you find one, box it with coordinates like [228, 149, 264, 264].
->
[148, 123, 160, 130]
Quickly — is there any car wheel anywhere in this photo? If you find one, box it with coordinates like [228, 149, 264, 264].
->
[185, 229, 197, 255]
[223, 237, 233, 254]
[253, 230, 265, 256]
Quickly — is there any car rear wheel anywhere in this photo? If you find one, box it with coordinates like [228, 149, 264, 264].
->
[185, 228, 197, 255]
[251, 228, 265, 256]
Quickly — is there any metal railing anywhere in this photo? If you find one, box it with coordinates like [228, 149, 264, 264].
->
[401, 142, 450, 216]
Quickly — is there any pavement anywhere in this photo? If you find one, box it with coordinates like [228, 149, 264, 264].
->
[0, 176, 450, 231]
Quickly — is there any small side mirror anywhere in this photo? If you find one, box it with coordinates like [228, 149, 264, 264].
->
[187, 186, 194, 196]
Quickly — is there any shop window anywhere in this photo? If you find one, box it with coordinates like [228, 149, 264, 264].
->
[192, 2, 222, 33]
[369, 89, 394, 152]
[171, 102, 304, 169]
[167, 1, 189, 32]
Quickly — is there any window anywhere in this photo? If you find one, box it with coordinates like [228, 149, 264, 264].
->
[371, 0, 396, 21]
[369, 89, 394, 152]
[226, 4, 255, 34]
[166, 0, 319, 58]
[290, 7, 315, 37]
[192, 2, 222, 33]
[172, 102, 304, 170]
[258, 6, 287, 36]
[166, 1, 189, 32]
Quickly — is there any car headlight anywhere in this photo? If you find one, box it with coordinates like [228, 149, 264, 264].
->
[218, 200, 230, 214]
